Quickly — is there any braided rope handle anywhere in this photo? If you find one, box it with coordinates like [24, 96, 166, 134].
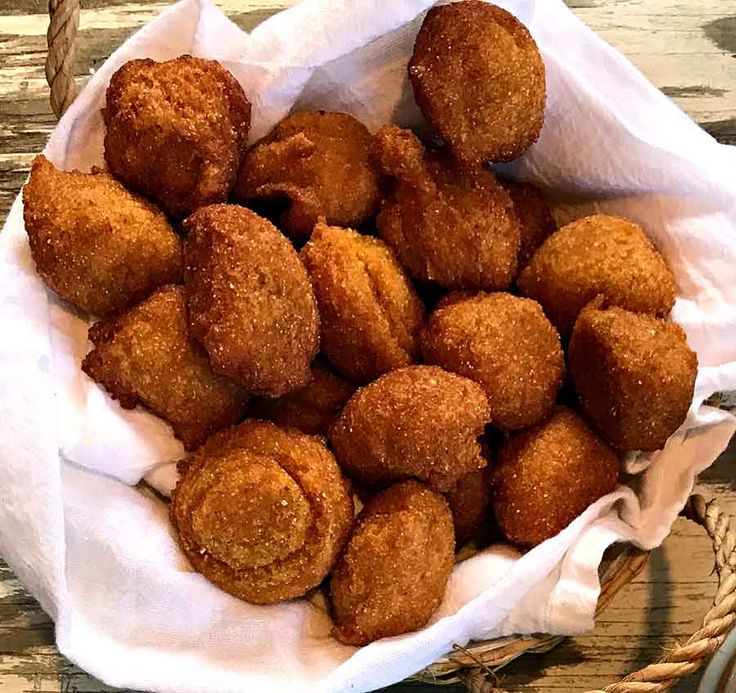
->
[46, 0, 80, 118]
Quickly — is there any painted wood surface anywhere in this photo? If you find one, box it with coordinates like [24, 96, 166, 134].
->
[0, 0, 734, 691]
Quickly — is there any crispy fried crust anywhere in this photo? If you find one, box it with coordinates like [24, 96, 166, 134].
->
[374, 126, 520, 290]
[235, 111, 382, 241]
[329, 365, 490, 491]
[518, 214, 677, 338]
[500, 180, 556, 269]
[104, 56, 251, 219]
[444, 467, 493, 545]
[421, 292, 564, 430]
[171, 420, 354, 603]
[330, 480, 454, 645]
[183, 204, 320, 397]
[569, 301, 697, 451]
[22, 155, 182, 316]
[409, 1, 545, 162]
[82, 285, 247, 450]
[300, 222, 425, 383]
[492, 408, 620, 548]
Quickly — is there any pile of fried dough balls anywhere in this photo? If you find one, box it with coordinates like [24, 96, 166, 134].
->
[22, 0, 697, 646]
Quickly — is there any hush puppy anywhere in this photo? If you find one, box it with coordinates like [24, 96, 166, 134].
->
[409, 1, 546, 163]
[500, 180, 556, 268]
[518, 215, 676, 338]
[421, 292, 564, 430]
[374, 126, 520, 290]
[300, 222, 425, 383]
[329, 365, 490, 491]
[82, 285, 247, 450]
[569, 301, 697, 451]
[171, 420, 354, 603]
[104, 56, 251, 219]
[23, 155, 182, 316]
[183, 205, 320, 397]
[493, 408, 620, 547]
[330, 479, 454, 645]
[445, 467, 494, 545]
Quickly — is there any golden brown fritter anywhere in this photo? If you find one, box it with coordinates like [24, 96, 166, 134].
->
[329, 365, 490, 491]
[22, 155, 182, 316]
[409, 1, 546, 163]
[300, 222, 425, 383]
[171, 420, 354, 604]
[183, 204, 320, 397]
[518, 215, 677, 338]
[493, 408, 620, 547]
[82, 285, 247, 450]
[330, 480, 454, 645]
[569, 300, 697, 451]
[421, 292, 564, 430]
[374, 126, 520, 291]
[445, 467, 493, 545]
[247, 360, 355, 436]
[500, 180, 556, 268]
[235, 111, 382, 242]
[104, 56, 251, 219]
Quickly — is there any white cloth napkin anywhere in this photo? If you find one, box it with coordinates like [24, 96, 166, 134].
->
[1, 0, 735, 691]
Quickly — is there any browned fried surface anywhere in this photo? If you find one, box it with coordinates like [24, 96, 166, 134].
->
[22, 155, 182, 316]
[329, 365, 490, 491]
[183, 204, 320, 397]
[300, 222, 425, 383]
[445, 467, 493, 545]
[518, 214, 677, 338]
[171, 420, 354, 603]
[330, 479, 454, 645]
[104, 56, 251, 219]
[500, 180, 556, 268]
[247, 360, 355, 436]
[421, 292, 564, 430]
[493, 408, 620, 547]
[82, 285, 247, 450]
[374, 126, 520, 291]
[235, 111, 382, 241]
[569, 301, 697, 451]
[409, 1, 545, 163]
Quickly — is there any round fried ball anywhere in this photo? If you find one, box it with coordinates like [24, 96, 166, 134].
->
[171, 420, 354, 604]
[374, 125, 520, 290]
[23, 155, 182, 316]
[500, 180, 556, 268]
[421, 292, 564, 430]
[183, 204, 319, 397]
[330, 479, 454, 645]
[329, 365, 490, 491]
[409, 1, 545, 163]
[300, 221, 425, 383]
[569, 300, 697, 451]
[493, 408, 620, 547]
[518, 215, 676, 338]
[235, 111, 382, 242]
[104, 56, 251, 219]
[445, 467, 493, 545]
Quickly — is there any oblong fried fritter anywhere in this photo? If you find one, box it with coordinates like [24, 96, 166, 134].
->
[500, 180, 556, 269]
[183, 204, 320, 397]
[82, 285, 248, 450]
[23, 155, 182, 316]
[445, 466, 493, 545]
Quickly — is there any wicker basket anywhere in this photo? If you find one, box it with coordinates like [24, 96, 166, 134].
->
[41, 2, 736, 691]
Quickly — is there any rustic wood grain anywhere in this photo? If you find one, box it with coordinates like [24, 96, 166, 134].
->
[0, 1, 734, 692]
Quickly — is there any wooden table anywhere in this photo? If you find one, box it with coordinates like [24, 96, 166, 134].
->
[0, 1, 734, 691]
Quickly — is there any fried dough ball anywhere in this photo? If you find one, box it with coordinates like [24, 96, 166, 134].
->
[104, 56, 251, 219]
[235, 111, 382, 242]
[445, 467, 493, 545]
[492, 408, 620, 547]
[330, 480, 454, 645]
[22, 155, 182, 316]
[421, 292, 564, 430]
[500, 180, 556, 268]
[518, 215, 676, 338]
[569, 301, 697, 451]
[171, 420, 354, 603]
[300, 222, 425, 383]
[409, 1, 546, 163]
[183, 205, 320, 397]
[247, 360, 355, 436]
[329, 365, 490, 491]
[82, 286, 247, 450]
[374, 126, 520, 291]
